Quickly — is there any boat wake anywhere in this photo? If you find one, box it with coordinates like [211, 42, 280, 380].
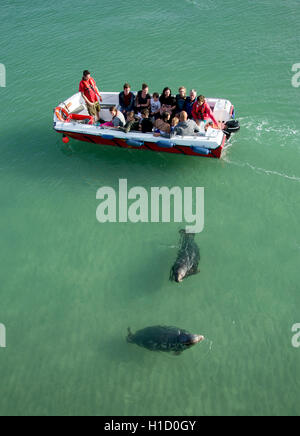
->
[240, 116, 300, 146]
[222, 116, 300, 183]
[223, 157, 300, 183]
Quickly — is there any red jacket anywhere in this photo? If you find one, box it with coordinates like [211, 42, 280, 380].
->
[192, 101, 218, 126]
[79, 77, 99, 103]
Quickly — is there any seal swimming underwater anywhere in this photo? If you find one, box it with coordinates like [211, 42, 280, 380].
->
[170, 230, 200, 283]
[127, 326, 204, 354]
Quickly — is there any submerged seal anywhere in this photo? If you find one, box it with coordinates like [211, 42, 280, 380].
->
[170, 230, 200, 283]
[127, 326, 204, 354]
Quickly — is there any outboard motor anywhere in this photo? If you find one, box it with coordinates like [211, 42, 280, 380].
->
[223, 120, 240, 140]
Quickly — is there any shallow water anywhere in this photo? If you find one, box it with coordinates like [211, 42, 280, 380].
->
[0, 0, 300, 416]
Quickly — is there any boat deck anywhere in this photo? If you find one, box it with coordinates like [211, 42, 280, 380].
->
[53, 92, 235, 158]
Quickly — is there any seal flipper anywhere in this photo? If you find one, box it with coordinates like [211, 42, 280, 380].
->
[173, 351, 182, 356]
[169, 266, 175, 282]
[127, 327, 134, 343]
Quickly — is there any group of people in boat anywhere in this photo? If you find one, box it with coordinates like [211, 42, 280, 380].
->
[79, 70, 222, 138]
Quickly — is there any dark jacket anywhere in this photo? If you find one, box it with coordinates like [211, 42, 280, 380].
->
[176, 94, 187, 113]
[119, 91, 135, 113]
[184, 97, 197, 118]
[141, 118, 153, 133]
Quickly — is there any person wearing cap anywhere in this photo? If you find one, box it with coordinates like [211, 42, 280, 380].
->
[79, 70, 103, 122]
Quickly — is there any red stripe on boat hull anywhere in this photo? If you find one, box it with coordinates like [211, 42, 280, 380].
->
[58, 131, 225, 159]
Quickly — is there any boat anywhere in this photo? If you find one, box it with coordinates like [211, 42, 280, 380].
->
[53, 92, 239, 159]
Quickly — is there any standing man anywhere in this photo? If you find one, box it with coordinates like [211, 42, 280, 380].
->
[79, 70, 103, 122]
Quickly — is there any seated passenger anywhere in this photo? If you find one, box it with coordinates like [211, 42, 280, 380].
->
[159, 88, 176, 117]
[150, 93, 161, 119]
[140, 109, 154, 133]
[192, 95, 219, 128]
[119, 83, 135, 116]
[184, 89, 197, 119]
[171, 116, 179, 133]
[173, 111, 201, 137]
[120, 111, 140, 133]
[175, 87, 187, 116]
[154, 112, 171, 137]
[135, 83, 151, 115]
[102, 106, 125, 128]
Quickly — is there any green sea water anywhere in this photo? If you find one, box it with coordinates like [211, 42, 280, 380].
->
[1, 0, 300, 416]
